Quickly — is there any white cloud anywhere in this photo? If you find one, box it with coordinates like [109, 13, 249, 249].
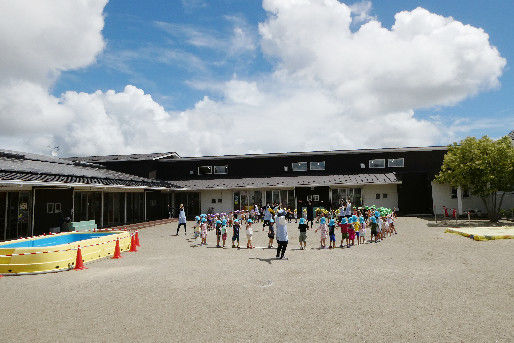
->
[0, 0, 507, 157]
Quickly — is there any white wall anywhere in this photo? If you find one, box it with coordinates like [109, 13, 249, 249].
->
[431, 182, 514, 215]
[361, 184, 398, 210]
[200, 190, 234, 214]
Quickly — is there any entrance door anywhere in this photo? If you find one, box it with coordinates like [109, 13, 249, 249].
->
[33, 188, 73, 235]
[0, 192, 6, 240]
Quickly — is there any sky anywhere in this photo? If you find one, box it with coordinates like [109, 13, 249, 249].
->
[0, 0, 512, 157]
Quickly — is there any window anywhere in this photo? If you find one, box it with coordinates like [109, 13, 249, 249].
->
[198, 166, 212, 175]
[212, 199, 216, 204]
[284, 166, 288, 172]
[388, 158, 404, 167]
[214, 165, 228, 174]
[217, 199, 222, 203]
[54, 203, 61, 213]
[369, 159, 385, 168]
[376, 193, 381, 199]
[360, 163, 366, 169]
[382, 194, 388, 199]
[451, 187, 470, 198]
[189, 170, 194, 175]
[292, 162, 308, 172]
[310, 161, 325, 170]
[47, 203, 54, 214]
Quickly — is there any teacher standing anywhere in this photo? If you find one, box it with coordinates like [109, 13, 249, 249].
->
[177, 204, 186, 235]
[275, 209, 289, 260]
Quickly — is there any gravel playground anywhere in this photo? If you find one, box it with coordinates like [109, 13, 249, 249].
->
[1, 217, 512, 342]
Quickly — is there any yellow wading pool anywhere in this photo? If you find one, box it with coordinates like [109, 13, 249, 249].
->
[0, 231, 131, 275]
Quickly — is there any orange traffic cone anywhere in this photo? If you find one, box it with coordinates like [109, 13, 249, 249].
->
[129, 234, 138, 252]
[135, 231, 141, 247]
[112, 238, 122, 259]
[74, 246, 87, 270]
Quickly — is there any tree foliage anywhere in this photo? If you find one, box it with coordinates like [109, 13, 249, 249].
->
[435, 135, 514, 221]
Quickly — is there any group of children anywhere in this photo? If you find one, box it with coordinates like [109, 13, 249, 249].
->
[192, 206, 397, 250]
[313, 209, 397, 249]
[194, 213, 256, 249]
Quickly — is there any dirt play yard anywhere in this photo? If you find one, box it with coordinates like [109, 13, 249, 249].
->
[1, 217, 512, 342]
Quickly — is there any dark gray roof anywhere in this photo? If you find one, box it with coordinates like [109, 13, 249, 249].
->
[0, 150, 175, 189]
[67, 152, 179, 163]
[173, 173, 400, 190]
[162, 146, 448, 162]
[508, 130, 514, 142]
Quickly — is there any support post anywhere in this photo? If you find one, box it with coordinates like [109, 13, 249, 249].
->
[144, 191, 147, 222]
[4, 192, 8, 241]
[31, 188, 36, 236]
[124, 192, 127, 224]
[457, 186, 463, 216]
[101, 191, 104, 228]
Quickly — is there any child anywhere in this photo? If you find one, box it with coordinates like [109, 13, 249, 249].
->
[298, 218, 308, 250]
[339, 217, 349, 248]
[370, 216, 378, 243]
[232, 219, 240, 248]
[246, 219, 254, 249]
[359, 214, 366, 244]
[215, 219, 222, 247]
[315, 216, 328, 249]
[221, 218, 228, 247]
[193, 216, 201, 239]
[347, 216, 355, 247]
[388, 214, 397, 235]
[200, 218, 208, 245]
[352, 214, 360, 246]
[328, 218, 336, 249]
[268, 218, 275, 248]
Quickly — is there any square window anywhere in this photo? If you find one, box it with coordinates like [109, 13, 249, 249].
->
[212, 199, 216, 204]
[451, 187, 457, 199]
[376, 193, 380, 200]
[47, 203, 54, 214]
[310, 161, 325, 171]
[369, 159, 385, 168]
[214, 165, 228, 174]
[198, 166, 212, 175]
[382, 194, 387, 199]
[388, 158, 404, 167]
[292, 162, 308, 172]
[313, 195, 319, 201]
[217, 198, 222, 203]
[54, 203, 61, 213]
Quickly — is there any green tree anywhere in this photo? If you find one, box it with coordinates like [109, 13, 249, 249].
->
[435, 135, 514, 222]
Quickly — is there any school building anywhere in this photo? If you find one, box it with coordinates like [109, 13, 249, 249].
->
[2, 131, 513, 240]
[69, 134, 514, 220]
[0, 150, 175, 241]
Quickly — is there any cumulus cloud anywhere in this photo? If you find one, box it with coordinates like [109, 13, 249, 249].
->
[0, 0, 507, 157]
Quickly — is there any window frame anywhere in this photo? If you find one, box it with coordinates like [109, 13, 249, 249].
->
[198, 166, 213, 175]
[213, 165, 228, 175]
[309, 161, 326, 171]
[369, 159, 386, 169]
[291, 162, 308, 172]
[387, 158, 405, 168]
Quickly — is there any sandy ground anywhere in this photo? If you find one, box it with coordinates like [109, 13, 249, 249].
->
[1, 217, 512, 342]
[446, 226, 513, 237]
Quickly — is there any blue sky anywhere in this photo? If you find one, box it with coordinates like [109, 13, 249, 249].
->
[52, 0, 513, 141]
[1, 0, 512, 156]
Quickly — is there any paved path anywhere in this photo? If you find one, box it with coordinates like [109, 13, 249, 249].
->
[1, 217, 512, 342]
